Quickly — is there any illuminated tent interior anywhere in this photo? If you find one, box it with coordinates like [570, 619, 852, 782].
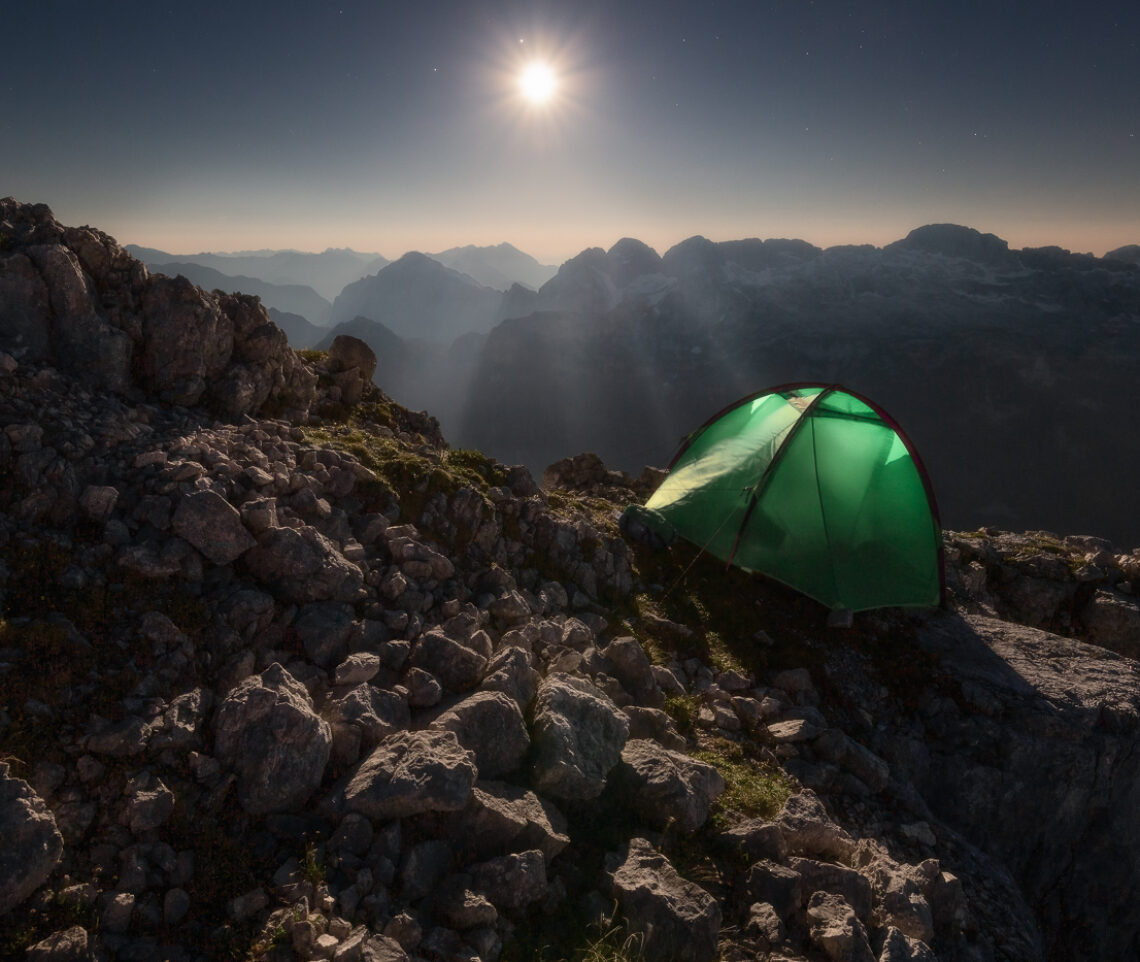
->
[642, 383, 944, 613]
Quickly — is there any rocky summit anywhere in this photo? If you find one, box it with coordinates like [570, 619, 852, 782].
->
[1, 199, 1139, 962]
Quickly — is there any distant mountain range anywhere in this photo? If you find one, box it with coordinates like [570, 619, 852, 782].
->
[126, 245, 388, 301]
[127, 242, 557, 332]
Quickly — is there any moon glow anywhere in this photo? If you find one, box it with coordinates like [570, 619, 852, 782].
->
[519, 61, 557, 104]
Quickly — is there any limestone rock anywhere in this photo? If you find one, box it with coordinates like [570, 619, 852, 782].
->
[877, 926, 937, 961]
[716, 819, 789, 864]
[614, 739, 724, 832]
[604, 636, 664, 707]
[244, 525, 364, 603]
[450, 783, 570, 861]
[788, 856, 873, 922]
[344, 730, 477, 819]
[607, 838, 721, 962]
[328, 683, 410, 750]
[531, 673, 630, 800]
[911, 613, 1140, 960]
[430, 690, 530, 778]
[334, 652, 382, 687]
[777, 790, 856, 861]
[407, 629, 488, 693]
[294, 601, 356, 668]
[400, 839, 454, 901]
[435, 874, 497, 929]
[213, 663, 332, 814]
[0, 763, 64, 915]
[469, 849, 547, 912]
[806, 891, 875, 962]
[738, 860, 803, 920]
[24, 925, 92, 961]
[478, 645, 541, 711]
[78, 484, 118, 522]
[1083, 589, 1140, 659]
[171, 489, 256, 565]
[622, 704, 687, 750]
[329, 334, 378, 381]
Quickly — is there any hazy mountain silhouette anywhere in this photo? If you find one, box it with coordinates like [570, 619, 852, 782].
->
[127, 245, 387, 301]
[1107, 244, 1140, 266]
[329, 252, 506, 341]
[428, 242, 557, 291]
[267, 308, 326, 349]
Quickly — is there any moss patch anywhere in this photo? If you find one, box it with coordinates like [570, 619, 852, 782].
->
[298, 424, 509, 525]
[694, 738, 796, 825]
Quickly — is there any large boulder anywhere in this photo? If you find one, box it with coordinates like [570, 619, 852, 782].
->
[606, 838, 721, 962]
[614, 739, 724, 832]
[328, 333, 377, 379]
[344, 730, 477, 819]
[0, 763, 64, 915]
[407, 629, 488, 693]
[1082, 589, 1140, 660]
[805, 891, 875, 962]
[293, 602, 356, 668]
[328, 684, 409, 746]
[604, 636, 664, 707]
[531, 673, 629, 800]
[213, 663, 332, 814]
[478, 645, 541, 711]
[430, 691, 530, 778]
[776, 790, 856, 861]
[137, 274, 233, 405]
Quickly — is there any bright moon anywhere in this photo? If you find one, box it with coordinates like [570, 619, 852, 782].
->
[519, 61, 557, 103]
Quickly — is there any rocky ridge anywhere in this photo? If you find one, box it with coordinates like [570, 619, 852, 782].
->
[1, 201, 1139, 962]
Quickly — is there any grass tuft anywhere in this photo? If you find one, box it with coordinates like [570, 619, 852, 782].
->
[694, 738, 796, 825]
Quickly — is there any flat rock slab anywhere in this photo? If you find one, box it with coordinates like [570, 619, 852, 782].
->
[767, 718, 821, 743]
[171, 489, 255, 565]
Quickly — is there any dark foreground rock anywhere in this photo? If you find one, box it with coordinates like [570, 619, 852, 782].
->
[0, 764, 64, 915]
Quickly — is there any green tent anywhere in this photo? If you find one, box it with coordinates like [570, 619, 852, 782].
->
[643, 383, 944, 612]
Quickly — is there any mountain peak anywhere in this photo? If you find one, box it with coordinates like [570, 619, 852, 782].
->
[887, 223, 1015, 265]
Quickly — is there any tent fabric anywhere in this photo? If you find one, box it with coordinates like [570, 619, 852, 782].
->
[644, 383, 943, 612]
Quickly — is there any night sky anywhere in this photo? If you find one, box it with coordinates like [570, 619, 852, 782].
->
[4, 0, 1137, 262]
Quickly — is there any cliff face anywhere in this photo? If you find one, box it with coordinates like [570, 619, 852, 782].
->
[1, 202, 1139, 962]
